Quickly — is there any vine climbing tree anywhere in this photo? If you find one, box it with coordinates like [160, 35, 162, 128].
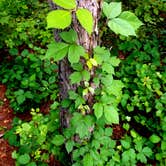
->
[46, 0, 142, 127]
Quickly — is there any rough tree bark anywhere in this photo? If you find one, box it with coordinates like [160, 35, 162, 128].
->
[47, 0, 102, 127]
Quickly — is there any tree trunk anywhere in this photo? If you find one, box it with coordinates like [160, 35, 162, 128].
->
[47, 0, 102, 127]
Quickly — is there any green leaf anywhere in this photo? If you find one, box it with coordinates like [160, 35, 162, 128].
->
[76, 122, 88, 138]
[103, 2, 122, 19]
[93, 103, 103, 119]
[12, 151, 18, 159]
[66, 140, 74, 153]
[102, 63, 115, 74]
[71, 63, 83, 71]
[18, 154, 30, 165]
[47, 10, 72, 29]
[94, 46, 110, 62]
[45, 42, 69, 61]
[75, 96, 85, 108]
[121, 140, 130, 149]
[27, 162, 37, 166]
[137, 152, 147, 163]
[101, 74, 113, 87]
[142, 147, 153, 157]
[110, 56, 121, 66]
[68, 45, 85, 64]
[76, 8, 93, 35]
[119, 11, 143, 30]
[149, 134, 161, 143]
[82, 70, 90, 81]
[161, 141, 166, 151]
[105, 128, 113, 137]
[104, 105, 119, 124]
[60, 29, 78, 43]
[108, 18, 136, 36]
[83, 153, 93, 166]
[16, 95, 25, 104]
[70, 72, 82, 84]
[68, 90, 79, 100]
[52, 135, 65, 146]
[25, 91, 33, 99]
[53, 0, 76, 9]
[108, 80, 124, 97]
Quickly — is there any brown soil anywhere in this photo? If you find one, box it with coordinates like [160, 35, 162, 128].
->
[0, 84, 15, 166]
[112, 124, 125, 140]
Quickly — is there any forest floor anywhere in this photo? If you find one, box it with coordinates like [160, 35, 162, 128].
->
[0, 84, 15, 166]
[0, 84, 62, 166]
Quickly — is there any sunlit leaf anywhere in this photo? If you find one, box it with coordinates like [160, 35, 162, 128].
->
[108, 18, 136, 36]
[53, 0, 76, 9]
[76, 8, 93, 35]
[47, 10, 71, 29]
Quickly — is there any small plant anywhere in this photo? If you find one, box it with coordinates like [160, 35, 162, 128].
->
[4, 107, 65, 166]
[0, 48, 58, 112]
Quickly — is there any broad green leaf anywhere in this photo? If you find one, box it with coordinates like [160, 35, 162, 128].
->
[25, 91, 33, 99]
[60, 29, 78, 43]
[76, 8, 93, 35]
[161, 141, 166, 151]
[102, 63, 115, 74]
[52, 135, 65, 146]
[83, 153, 93, 166]
[68, 90, 78, 100]
[82, 70, 90, 81]
[110, 56, 121, 66]
[103, 2, 122, 19]
[75, 96, 85, 108]
[71, 113, 83, 126]
[45, 42, 69, 61]
[108, 18, 136, 36]
[142, 147, 153, 157]
[71, 63, 83, 71]
[18, 154, 30, 165]
[47, 10, 72, 29]
[105, 128, 113, 136]
[137, 152, 147, 163]
[69, 72, 82, 84]
[76, 122, 88, 138]
[119, 11, 143, 30]
[66, 140, 74, 153]
[101, 74, 113, 87]
[27, 162, 37, 166]
[93, 103, 103, 119]
[149, 134, 161, 143]
[16, 95, 25, 104]
[108, 80, 124, 97]
[68, 45, 85, 64]
[104, 105, 119, 124]
[94, 46, 110, 64]
[53, 0, 76, 9]
[121, 140, 130, 149]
